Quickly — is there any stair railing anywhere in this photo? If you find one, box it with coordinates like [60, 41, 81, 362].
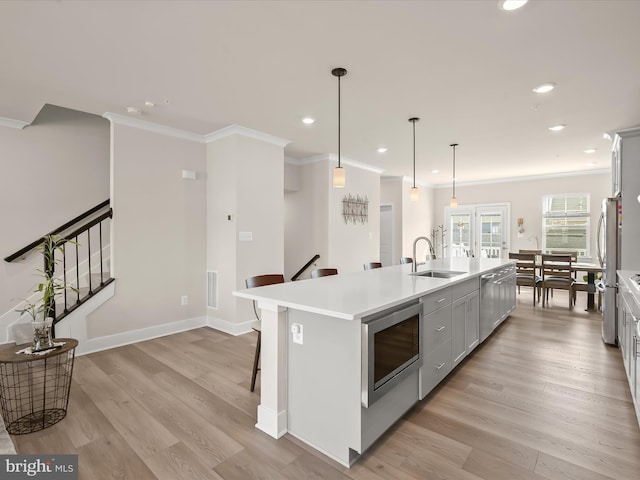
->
[4, 200, 113, 330]
[291, 254, 320, 281]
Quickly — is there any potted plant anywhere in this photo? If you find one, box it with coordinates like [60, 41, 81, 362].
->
[16, 234, 78, 351]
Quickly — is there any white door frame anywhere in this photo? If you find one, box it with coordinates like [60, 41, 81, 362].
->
[444, 203, 511, 259]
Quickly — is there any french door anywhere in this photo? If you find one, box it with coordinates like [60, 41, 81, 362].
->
[445, 204, 510, 259]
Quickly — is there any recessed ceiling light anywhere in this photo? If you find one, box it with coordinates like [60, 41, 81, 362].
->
[126, 106, 141, 115]
[432, 169, 440, 174]
[500, 0, 528, 11]
[144, 101, 155, 108]
[548, 124, 565, 132]
[302, 117, 315, 125]
[584, 148, 597, 154]
[377, 147, 388, 153]
[533, 82, 556, 93]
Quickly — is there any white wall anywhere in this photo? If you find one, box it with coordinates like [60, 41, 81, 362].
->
[0, 105, 109, 322]
[432, 172, 610, 260]
[284, 161, 327, 280]
[328, 162, 380, 273]
[87, 122, 206, 338]
[207, 132, 285, 328]
[380, 178, 435, 263]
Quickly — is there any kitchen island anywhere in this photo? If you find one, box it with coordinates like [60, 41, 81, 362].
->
[233, 257, 515, 466]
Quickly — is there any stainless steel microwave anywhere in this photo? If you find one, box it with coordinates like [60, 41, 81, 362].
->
[361, 301, 423, 407]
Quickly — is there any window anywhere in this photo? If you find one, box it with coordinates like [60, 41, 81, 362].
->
[542, 193, 590, 257]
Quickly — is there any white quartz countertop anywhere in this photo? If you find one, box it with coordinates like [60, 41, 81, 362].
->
[233, 258, 513, 320]
[618, 270, 640, 305]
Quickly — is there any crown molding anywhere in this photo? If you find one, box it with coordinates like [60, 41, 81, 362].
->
[102, 112, 205, 143]
[0, 116, 29, 129]
[205, 124, 290, 147]
[295, 153, 385, 175]
[431, 168, 610, 189]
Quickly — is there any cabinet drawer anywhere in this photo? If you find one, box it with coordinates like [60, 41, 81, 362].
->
[453, 278, 479, 299]
[420, 338, 452, 399]
[424, 304, 452, 354]
[423, 287, 452, 315]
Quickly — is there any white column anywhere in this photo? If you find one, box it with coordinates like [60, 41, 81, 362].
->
[255, 302, 288, 438]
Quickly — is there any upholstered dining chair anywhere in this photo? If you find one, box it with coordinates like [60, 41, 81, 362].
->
[540, 254, 575, 310]
[363, 262, 383, 270]
[509, 252, 541, 305]
[311, 268, 338, 278]
[245, 273, 285, 392]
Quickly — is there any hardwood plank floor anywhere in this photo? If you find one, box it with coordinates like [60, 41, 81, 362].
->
[10, 289, 640, 479]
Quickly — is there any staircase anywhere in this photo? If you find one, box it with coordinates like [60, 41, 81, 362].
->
[3, 200, 114, 343]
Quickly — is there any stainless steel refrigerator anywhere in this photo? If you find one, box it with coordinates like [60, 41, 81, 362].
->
[597, 197, 620, 345]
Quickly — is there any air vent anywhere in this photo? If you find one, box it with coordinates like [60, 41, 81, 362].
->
[207, 271, 218, 309]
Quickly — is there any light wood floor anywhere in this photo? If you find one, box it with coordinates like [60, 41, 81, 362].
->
[11, 290, 640, 479]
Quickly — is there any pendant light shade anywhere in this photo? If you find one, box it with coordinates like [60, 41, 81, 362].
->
[450, 143, 459, 208]
[332, 67, 347, 188]
[409, 117, 420, 202]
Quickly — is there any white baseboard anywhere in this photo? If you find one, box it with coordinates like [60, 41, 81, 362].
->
[76, 316, 209, 356]
[206, 315, 257, 336]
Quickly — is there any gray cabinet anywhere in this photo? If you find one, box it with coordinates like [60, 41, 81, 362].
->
[452, 290, 480, 367]
[422, 278, 479, 397]
[617, 273, 640, 428]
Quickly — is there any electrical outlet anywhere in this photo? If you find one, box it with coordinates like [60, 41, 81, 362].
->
[291, 323, 303, 345]
[181, 295, 188, 306]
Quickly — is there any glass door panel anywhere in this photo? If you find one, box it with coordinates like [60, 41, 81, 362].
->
[445, 204, 509, 259]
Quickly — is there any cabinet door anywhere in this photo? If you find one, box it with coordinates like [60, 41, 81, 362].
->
[452, 297, 467, 366]
[466, 290, 480, 353]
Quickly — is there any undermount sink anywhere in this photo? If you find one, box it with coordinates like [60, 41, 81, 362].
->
[411, 270, 466, 278]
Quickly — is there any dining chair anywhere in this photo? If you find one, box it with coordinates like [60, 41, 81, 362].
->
[509, 252, 541, 305]
[245, 273, 285, 392]
[364, 262, 383, 270]
[400, 257, 413, 264]
[540, 254, 574, 309]
[551, 250, 579, 278]
[311, 268, 338, 278]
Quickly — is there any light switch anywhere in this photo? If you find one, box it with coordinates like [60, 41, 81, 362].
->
[239, 232, 253, 241]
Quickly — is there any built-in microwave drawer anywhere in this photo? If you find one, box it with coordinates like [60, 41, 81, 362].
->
[423, 304, 452, 354]
[420, 338, 452, 399]
[422, 288, 452, 315]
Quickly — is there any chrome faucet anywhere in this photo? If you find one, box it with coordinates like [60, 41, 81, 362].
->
[412, 236, 436, 272]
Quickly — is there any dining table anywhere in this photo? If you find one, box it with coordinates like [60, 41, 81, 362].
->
[571, 262, 603, 311]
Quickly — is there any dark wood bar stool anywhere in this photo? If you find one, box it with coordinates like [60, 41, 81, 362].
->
[310, 268, 338, 278]
[245, 274, 285, 392]
[363, 262, 382, 270]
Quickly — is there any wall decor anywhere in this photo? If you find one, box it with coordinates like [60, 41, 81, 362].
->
[342, 194, 369, 224]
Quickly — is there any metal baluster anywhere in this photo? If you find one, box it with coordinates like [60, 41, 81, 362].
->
[99, 221, 104, 286]
[62, 245, 68, 313]
[87, 227, 92, 294]
[75, 237, 80, 304]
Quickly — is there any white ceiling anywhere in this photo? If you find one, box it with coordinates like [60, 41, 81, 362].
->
[2, 0, 639, 186]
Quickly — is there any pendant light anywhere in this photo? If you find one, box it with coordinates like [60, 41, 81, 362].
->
[332, 67, 347, 187]
[450, 143, 459, 208]
[409, 117, 420, 202]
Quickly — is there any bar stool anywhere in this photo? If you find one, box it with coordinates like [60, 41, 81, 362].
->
[400, 257, 413, 264]
[364, 262, 382, 270]
[245, 274, 285, 392]
[310, 268, 338, 278]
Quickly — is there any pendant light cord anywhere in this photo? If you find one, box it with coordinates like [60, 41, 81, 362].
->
[412, 120, 416, 188]
[337, 74, 341, 168]
[451, 143, 458, 198]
